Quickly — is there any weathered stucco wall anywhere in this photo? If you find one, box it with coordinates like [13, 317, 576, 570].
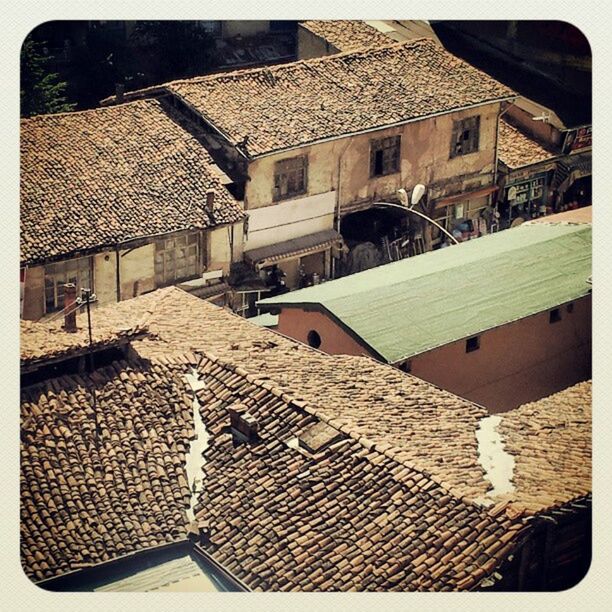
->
[410, 295, 592, 412]
[297, 27, 337, 60]
[119, 243, 156, 299]
[21, 265, 45, 321]
[21, 225, 242, 320]
[274, 293, 592, 413]
[275, 307, 374, 357]
[245, 102, 501, 216]
[209, 221, 243, 273]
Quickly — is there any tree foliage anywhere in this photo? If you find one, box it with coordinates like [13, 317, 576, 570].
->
[20, 35, 75, 117]
[130, 21, 216, 83]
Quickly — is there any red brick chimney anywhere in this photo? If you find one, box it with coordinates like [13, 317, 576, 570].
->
[63, 283, 77, 333]
[228, 403, 259, 443]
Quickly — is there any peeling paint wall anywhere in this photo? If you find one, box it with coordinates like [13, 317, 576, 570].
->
[244, 102, 500, 217]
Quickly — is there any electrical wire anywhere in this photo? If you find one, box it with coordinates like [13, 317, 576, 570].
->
[45, 299, 84, 323]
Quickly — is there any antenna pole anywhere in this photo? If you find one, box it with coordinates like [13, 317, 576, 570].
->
[81, 288, 99, 448]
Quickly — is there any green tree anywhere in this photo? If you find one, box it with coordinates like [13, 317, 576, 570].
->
[130, 21, 217, 83]
[21, 35, 75, 117]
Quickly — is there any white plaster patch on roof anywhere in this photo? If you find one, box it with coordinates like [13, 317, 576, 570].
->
[185, 368, 210, 522]
[476, 415, 515, 499]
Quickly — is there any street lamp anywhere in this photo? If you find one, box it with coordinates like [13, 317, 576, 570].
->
[374, 185, 460, 246]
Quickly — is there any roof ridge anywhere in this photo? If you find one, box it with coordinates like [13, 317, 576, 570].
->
[21, 97, 156, 123]
[166, 38, 431, 88]
[192, 347, 508, 517]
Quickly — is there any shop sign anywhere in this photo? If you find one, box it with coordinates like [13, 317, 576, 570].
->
[507, 182, 529, 204]
[562, 125, 592, 154]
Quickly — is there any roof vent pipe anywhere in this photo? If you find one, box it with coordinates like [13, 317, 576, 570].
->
[63, 283, 77, 333]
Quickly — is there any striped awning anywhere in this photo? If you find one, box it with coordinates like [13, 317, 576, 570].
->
[245, 229, 342, 267]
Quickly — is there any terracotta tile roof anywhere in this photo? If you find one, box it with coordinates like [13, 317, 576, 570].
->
[498, 118, 558, 170]
[20, 99, 244, 266]
[191, 353, 523, 591]
[166, 39, 515, 158]
[20, 290, 164, 370]
[498, 381, 591, 514]
[20, 355, 197, 581]
[21, 288, 591, 589]
[299, 20, 393, 52]
[131, 289, 589, 512]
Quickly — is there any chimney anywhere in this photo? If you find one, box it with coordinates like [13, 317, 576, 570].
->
[205, 189, 215, 216]
[63, 283, 77, 333]
[228, 403, 259, 444]
[115, 83, 125, 104]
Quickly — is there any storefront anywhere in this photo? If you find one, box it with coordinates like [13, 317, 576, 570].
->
[432, 185, 498, 245]
[552, 152, 592, 210]
[498, 172, 550, 228]
[244, 229, 343, 294]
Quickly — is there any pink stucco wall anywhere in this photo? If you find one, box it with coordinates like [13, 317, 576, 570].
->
[275, 294, 592, 413]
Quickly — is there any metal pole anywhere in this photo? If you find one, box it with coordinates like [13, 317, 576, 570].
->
[374, 201, 460, 245]
[82, 288, 99, 447]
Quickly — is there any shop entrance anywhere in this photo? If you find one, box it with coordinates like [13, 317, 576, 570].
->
[339, 207, 410, 276]
[563, 174, 591, 208]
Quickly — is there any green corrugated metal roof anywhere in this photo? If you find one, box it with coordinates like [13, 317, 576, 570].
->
[259, 223, 592, 363]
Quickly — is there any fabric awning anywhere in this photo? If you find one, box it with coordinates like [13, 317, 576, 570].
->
[245, 229, 342, 268]
[435, 185, 498, 209]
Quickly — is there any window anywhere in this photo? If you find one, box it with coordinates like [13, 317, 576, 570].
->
[549, 308, 562, 324]
[273, 156, 308, 201]
[466, 336, 480, 353]
[450, 116, 480, 158]
[154, 232, 200, 287]
[307, 330, 321, 349]
[44, 256, 93, 313]
[370, 135, 401, 177]
[566, 302, 574, 314]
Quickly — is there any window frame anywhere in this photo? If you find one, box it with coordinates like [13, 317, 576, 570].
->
[450, 115, 481, 158]
[549, 308, 562, 324]
[273, 155, 308, 201]
[154, 231, 202, 288]
[44, 256, 93, 314]
[370, 135, 401, 178]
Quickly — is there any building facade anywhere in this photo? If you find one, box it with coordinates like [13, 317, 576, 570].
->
[20, 99, 244, 320]
[140, 39, 515, 292]
[260, 222, 592, 412]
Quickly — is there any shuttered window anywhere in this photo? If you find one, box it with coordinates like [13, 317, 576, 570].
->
[154, 232, 200, 287]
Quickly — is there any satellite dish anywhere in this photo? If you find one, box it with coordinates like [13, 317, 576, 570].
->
[397, 188, 409, 207]
[411, 184, 426, 206]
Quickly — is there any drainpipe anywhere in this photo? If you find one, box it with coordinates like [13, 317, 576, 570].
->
[115, 245, 121, 302]
[492, 98, 518, 214]
[333, 139, 352, 278]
